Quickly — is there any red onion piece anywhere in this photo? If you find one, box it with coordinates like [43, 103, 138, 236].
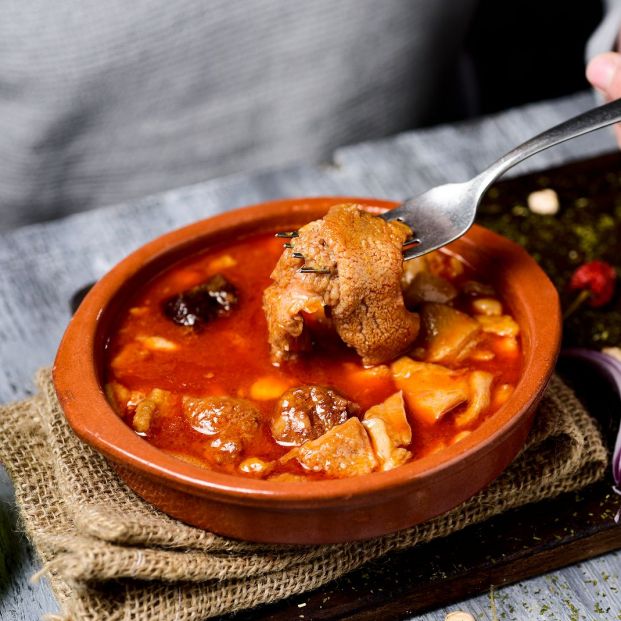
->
[561, 348, 621, 522]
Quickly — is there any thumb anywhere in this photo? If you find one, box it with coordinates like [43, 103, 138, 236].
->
[586, 52, 621, 100]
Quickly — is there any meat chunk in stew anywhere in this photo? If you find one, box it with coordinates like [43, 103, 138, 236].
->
[182, 395, 261, 463]
[280, 417, 378, 478]
[403, 271, 458, 309]
[271, 385, 359, 446]
[263, 204, 420, 366]
[163, 274, 238, 329]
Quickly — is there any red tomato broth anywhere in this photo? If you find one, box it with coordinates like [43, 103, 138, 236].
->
[105, 231, 522, 478]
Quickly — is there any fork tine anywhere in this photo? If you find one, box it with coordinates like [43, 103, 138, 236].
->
[402, 237, 444, 261]
[402, 237, 421, 246]
[299, 267, 331, 274]
[292, 252, 305, 259]
[275, 231, 299, 238]
[379, 209, 408, 224]
[283, 242, 294, 249]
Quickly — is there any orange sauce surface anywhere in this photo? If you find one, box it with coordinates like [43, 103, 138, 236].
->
[105, 231, 522, 477]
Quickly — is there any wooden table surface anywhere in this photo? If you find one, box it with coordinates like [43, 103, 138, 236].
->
[1, 90, 620, 620]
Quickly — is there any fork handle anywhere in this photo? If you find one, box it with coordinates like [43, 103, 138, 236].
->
[478, 98, 621, 188]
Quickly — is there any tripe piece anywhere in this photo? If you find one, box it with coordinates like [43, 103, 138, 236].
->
[391, 357, 469, 425]
[363, 391, 411, 446]
[280, 417, 378, 478]
[403, 271, 458, 308]
[363, 391, 412, 471]
[454, 371, 493, 428]
[475, 314, 520, 337]
[132, 388, 176, 433]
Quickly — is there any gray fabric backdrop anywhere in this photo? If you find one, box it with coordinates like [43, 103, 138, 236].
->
[0, 0, 478, 229]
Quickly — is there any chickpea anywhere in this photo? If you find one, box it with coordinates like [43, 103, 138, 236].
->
[472, 297, 502, 316]
[239, 457, 273, 477]
[476, 315, 520, 337]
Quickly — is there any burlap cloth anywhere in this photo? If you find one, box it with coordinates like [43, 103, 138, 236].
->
[0, 369, 608, 621]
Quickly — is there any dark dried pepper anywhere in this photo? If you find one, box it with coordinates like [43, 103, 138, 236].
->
[163, 274, 238, 328]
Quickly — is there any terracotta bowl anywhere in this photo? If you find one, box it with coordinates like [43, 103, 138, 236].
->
[53, 196, 561, 544]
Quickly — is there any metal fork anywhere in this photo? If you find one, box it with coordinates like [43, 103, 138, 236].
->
[384, 98, 621, 261]
[281, 98, 621, 272]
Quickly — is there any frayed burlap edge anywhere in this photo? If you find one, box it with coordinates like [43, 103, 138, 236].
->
[0, 370, 608, 621]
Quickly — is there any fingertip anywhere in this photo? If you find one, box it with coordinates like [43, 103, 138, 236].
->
[586, 52, 620, 92]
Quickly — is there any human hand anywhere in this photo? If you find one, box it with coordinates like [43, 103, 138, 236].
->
[587, 52, 621, 145]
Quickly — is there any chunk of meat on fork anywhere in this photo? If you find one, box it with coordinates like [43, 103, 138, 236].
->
[263, 204, 420, 365]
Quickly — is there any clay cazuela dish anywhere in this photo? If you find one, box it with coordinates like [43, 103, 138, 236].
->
[53, 196, 561, 544]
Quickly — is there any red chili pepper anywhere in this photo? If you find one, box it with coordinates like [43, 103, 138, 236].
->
[568, 260, 616, 308]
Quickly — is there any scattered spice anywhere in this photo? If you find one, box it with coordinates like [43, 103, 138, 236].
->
[489, 585, 499, 621]
[563, 597, 580, 621]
